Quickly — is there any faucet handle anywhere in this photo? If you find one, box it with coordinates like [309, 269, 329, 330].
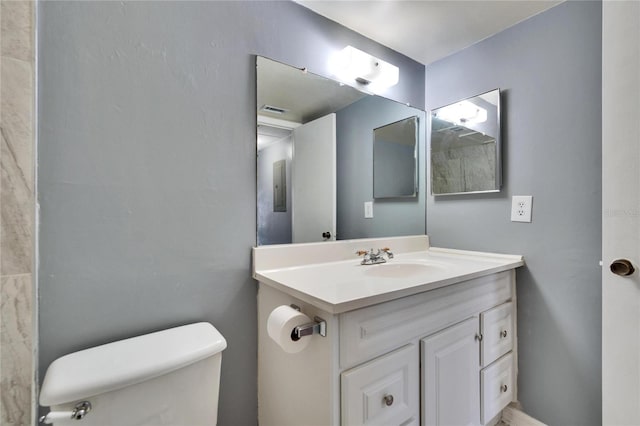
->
[381, 247, 394, 259]
[356, 250, 368, 256]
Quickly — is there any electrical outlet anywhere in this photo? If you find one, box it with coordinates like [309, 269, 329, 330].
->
[511, 195, 533, 222]
[364, 201, 374, 219]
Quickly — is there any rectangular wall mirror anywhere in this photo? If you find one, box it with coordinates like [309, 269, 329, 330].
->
[373, 116, 419, 198]
[257, 56, 426, 246]
[430, 89, 501, 195]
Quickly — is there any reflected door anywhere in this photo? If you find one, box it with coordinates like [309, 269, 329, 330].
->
[292, 113, 336, 243]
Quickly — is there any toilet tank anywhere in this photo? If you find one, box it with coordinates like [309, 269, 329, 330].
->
[39, 322, 227, 426]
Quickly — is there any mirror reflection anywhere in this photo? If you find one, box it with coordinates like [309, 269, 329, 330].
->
[373, 116, 419, 198]
[430, 89, 501, 195]
[257, 56, 426, 246]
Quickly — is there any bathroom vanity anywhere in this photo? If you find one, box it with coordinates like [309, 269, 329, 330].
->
[253, 235, 523, 426]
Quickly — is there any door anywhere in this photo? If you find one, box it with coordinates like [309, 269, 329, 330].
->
[292, 113, 336, 243]
[421, 317, 480, 426]
[602, 2, 640, 424]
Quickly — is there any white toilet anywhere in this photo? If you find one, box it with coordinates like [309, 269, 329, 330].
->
[39, 322, 227, 425]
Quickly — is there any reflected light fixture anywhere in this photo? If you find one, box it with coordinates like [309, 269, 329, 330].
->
[331, 45, 399, 90]
[435, 100, 487, 125]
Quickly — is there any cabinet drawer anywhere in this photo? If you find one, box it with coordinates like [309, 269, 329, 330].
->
[480, 302, 514, 366]
[481, 352, 514, 424]
[341, 344, 419, 426]
[340, 271, 513, 368]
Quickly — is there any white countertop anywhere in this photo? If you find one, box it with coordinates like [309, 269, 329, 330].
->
[252, 235, 524, 314]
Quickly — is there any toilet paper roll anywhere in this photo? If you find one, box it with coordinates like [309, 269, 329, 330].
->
[267, 305, 312, 354]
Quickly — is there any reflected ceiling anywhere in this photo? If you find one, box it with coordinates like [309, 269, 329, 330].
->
[257, 57, 367, 124]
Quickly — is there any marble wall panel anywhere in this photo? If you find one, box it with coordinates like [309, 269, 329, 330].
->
[0, 274, 33, 426]
[1, 55, 33, 189]
[1, 1, 35, 425]
[1, 1, 33, 62]
[1, 123, 34, 276]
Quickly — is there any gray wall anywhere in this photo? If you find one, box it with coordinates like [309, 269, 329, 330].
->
[337, 96, 426, 239]
[425, 2, 602, 424]
[37, 1, 425, 424]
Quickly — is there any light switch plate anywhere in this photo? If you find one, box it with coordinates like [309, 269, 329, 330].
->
[364, 201, 374, 219]
[511, 195, 533, 222]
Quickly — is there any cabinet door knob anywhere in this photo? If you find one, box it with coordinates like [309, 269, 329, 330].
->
[500, 330, 508, 338]
[501, 384, 508, 393]
[383, 394, 394, 406]
[610, 259, 635, 276]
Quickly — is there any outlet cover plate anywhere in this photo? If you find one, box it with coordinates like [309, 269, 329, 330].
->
[511, 195, 533, 222]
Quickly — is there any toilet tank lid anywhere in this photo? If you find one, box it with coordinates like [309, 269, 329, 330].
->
[39, 322, 227, 406]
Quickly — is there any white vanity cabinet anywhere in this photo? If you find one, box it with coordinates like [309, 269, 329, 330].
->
[254, 235, 523, 426]
[257, 269, 518, 426]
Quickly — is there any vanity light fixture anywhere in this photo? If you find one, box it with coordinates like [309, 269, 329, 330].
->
[332, 45, 399, 90]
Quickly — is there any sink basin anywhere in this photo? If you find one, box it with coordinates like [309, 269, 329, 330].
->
[363, 262, 439, 278]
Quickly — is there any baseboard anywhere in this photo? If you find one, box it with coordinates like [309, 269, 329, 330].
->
[501, 403, 547, 426]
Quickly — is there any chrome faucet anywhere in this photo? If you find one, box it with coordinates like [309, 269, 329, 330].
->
[356, 248, 394, 265]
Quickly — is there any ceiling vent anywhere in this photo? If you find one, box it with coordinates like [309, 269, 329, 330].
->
[260, 104, 288, 115]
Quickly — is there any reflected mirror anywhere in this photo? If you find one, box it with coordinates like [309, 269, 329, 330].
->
[430, 89, 501, 195]
[373, 116, 418, 198]
[257, 56, 425, 246]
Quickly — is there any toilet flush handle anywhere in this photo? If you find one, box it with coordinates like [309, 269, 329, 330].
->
[39, 401, 92, 424]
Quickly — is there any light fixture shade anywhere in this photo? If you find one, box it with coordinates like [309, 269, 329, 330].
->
[333, 46, 399, 89]
[435, 100, 487, 125]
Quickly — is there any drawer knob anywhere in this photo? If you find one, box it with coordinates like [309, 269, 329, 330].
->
[383, 394, 394, 406]
[501, 384, 508, 393]
[500, 330, 508, 338]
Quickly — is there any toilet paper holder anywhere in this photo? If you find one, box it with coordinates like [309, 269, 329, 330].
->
[290, 305, 326, 341]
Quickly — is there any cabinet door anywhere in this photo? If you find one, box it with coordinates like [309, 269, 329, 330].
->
[341, 344, 419, 426]
[421, 317, 480, 426]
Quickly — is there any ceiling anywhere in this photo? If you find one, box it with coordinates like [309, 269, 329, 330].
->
[296, 0, 562, 65]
